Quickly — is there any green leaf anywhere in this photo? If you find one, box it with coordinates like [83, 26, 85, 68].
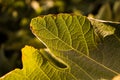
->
[1, 14, 120, 80]
[0, 46, 45, 80]
[30, 14, 120, 79]
[0, 46, 72, 80]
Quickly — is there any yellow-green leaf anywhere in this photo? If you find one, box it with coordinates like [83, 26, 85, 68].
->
[30, 14, 120, 79]
[1, 14, 120, 80]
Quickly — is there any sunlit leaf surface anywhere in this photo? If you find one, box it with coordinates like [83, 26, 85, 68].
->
[1, 14, 120, 80]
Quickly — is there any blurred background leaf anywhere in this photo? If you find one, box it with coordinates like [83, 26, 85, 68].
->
[0, 0, 120, 77]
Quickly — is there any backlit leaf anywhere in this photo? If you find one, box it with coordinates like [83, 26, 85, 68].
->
[30, 14, 120, 79]
[1, 14, 120, 80]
